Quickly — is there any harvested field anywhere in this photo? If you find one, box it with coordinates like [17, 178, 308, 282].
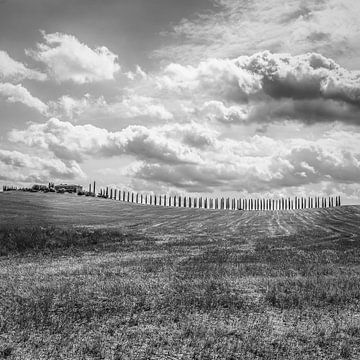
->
[0, 192, 360, 359]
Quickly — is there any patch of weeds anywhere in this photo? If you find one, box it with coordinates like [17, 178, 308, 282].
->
[265, 274, 360, 309]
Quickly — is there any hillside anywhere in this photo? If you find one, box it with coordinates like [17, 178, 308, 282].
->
[1, 191, 359, 240]
[0, 192, 359, 359]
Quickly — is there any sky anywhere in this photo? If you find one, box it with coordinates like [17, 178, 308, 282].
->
[0, 0, 359, 204]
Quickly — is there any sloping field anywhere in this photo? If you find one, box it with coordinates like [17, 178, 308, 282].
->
[1, 192, 359, 241]
[0, 192, 360, 359]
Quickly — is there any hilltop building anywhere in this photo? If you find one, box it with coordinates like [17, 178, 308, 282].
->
[54, 184, 83, 193]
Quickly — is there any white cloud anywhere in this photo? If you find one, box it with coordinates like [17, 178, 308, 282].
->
[158, 58, 262, 102]
[0, 50, 46, 81]
[48, 94, 106, 120]
[0, 82, 48, 114]
[8, 118, 360, 194]
[130, 131, 360, 193]
[153, 51, 360, 125]
[0, 149, 85, 183]
[9, 118, 200, 164]
[27, 31, 120, 84]
[158, 51, 360, 104]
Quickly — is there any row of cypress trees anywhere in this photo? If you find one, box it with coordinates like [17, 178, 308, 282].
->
[98, 188, 341, 210]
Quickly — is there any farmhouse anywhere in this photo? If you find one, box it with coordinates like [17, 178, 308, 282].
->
[54, 184, 83, 193]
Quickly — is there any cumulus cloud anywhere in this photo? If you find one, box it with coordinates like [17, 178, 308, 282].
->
[0, 149, 85, 183]
[158, 51, 360, 104]
[27, 31, 120, 83]
[238, 52, 360, 104]
[0, 82, 48, 114]
[9, 118, 201, 164]
[155, 51, 360, 125]
[0, 50, 46, 81]
[130, 133, 360, 193]
[158, 58, 262, 103]
[8, 118, 360, 194]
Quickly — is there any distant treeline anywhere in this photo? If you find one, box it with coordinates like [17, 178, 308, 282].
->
[98, 187, 341, 211]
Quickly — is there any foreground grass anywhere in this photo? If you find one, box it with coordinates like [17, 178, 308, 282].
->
[0, 224, 360, 359]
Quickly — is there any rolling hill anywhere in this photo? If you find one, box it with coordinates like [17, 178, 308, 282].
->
[0, 192, 359, 359]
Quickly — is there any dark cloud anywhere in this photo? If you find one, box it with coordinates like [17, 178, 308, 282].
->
[249, 98, 360, 125]
[242, 52, 360, 106]
[261, 75, 322, 100]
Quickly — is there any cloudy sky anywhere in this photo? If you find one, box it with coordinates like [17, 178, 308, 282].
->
[0, 0, 359, 203]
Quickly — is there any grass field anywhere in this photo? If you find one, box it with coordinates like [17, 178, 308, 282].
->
[0, 192, 360, 359]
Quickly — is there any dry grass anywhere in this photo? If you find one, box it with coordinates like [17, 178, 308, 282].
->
[0, 226, 154, 256]
[0, 224, 360, 360]
[0, 193, 359, 359]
